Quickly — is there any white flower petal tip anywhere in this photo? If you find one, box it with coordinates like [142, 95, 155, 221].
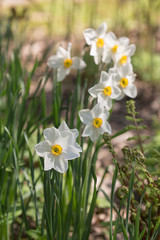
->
[35, 121, 82, 173]
[96, 22, 107, 36]
[79, 103, 111, 142]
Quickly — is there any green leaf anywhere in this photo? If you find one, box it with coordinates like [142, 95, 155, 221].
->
[26, 230, 46, 240]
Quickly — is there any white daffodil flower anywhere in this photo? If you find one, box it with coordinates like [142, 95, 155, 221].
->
[47, 43, 86, 82]
[109, 63, 137, 100]
[102, 32, 132, 64]
[113, 43, 136, 67]
[83, 22, 107, 65]
[79, 103, 112, 142]
[35, 121, 82, 173]
[88, 71, 121, 110]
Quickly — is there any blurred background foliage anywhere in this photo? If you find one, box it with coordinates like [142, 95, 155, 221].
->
[0, 0, 160, 82]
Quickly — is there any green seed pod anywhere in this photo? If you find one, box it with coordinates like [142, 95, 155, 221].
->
[103, 132, 110, 143]
[134, 149, 145, 163]
[126, 100, 136, 115]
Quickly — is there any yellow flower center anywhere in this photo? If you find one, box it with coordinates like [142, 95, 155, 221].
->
[96, 38, 104, 48]
[103, 86, 112, 96]
[119, 55, 127, 65]
[93, 118, 103, 128]
[51, 144, 63, 156]
[64, 58, 72, 68]
[112, 45, 118, 53]
[120, 78, 128, 88]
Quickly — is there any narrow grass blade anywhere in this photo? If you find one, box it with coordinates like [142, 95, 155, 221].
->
[125, 169, 134, 233]
[110, 165, 118, 240]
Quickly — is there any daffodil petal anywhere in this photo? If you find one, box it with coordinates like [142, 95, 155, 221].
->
[58, 121, 79, 140]
[63, 145, 80, 160]
[79, 109, 92, 124]
[91, 103, 103, 117]
[83, 28, 96, 45]
[73, 142, 82, 152]
[110, 86, 121, 99]
[88, 83, 102, 98]
[123, 85, 137, 98]
[35, 141, 51, 157]
[57, 66, 70, 82]
[105, 31, 117, 43]
[90, 129, 99, 142]
[53, 156, 68, 173]
[47, 55, 62, 68]
[57, 132, 74, 148]
[116, 91, 125, 100]
[82, 125, 93, 137]
[102, 51, 112, 64]
[58, 121, 69, 132]
[90, 42, 97, 56]
[44, 153, 54, 171]
[57, 46, 68, 58]
[43, 127, 60, 145]
[125, 44, 136, 57]
[121, 63, 133, 76]
[98, 93, 112, 109]
[96, 22, 107, 37]
[100, 71, 109, 82]
[100, 111, 109, 121]
[72, 57, 87, 69]
[118, 37, 130, 47]
[102, 121, 112, 134]
[94, 54, 102, 65]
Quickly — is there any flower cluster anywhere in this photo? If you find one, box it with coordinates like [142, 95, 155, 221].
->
[83, 22, 135, 66]
[79, 22, 137, 142]
[35, 22, 138, 173]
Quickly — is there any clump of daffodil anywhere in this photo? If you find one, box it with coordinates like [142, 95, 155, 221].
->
[79, 103, 112, 142]
[109, 63, 137, 100]
[35, 121, 82, 173]
[47, 43, 86, 82]
[88, 71, 121, 110]
[102, 31, 136, 66]
[83, 22, 107, 65]
[83, 22, 136, 67]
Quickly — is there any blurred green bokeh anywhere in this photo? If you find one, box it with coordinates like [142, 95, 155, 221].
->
[1, 0, 160, 82]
